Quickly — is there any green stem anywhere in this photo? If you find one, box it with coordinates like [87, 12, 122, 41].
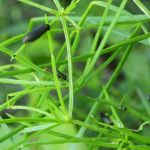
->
[61, 16, 74, 118]
[84, 0, 113, 71]
[75, 0, 129, 85]
[46, 15, 68, 117]
[70, 24, 141, 150]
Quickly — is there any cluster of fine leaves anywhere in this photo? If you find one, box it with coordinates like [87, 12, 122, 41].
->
[0, 0, 150, 150]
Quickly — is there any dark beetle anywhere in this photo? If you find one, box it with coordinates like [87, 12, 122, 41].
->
[23, 24, 50, 44]
[99, 112, 104, 118]
[44, 67, 67, 81]
[99, 112, 113, 125]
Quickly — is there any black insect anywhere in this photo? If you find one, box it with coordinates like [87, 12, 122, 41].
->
[23, 24, 50, 44]
[116, 106, 127, 111]
[99, 112, 113, 125]
[147, 94, 150, 102]
[44, 67, 67, 81]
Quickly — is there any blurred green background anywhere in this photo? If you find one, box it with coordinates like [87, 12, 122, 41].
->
[0, 0, 150, 149]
